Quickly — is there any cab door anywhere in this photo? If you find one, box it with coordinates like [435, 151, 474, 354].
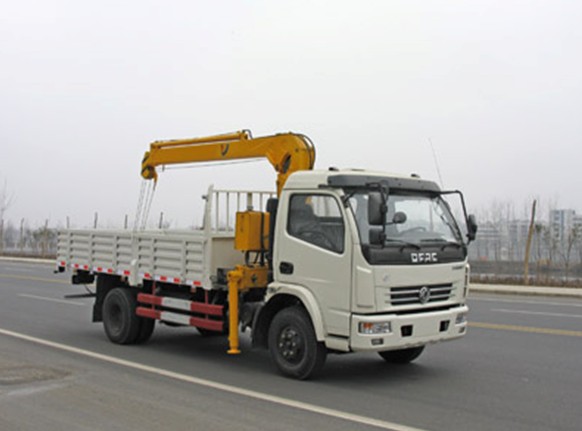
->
[274, 192, 352, 337]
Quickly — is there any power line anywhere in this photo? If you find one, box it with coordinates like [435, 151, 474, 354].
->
[428, 137, 444, 188]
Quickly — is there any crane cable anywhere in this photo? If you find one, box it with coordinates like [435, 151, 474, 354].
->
[163, 158, 263, 171]
[141, 181, 156, 230]
[133, 181, 146, 231]
[133, 180, 156, 231]
[133, 158, 264, 231]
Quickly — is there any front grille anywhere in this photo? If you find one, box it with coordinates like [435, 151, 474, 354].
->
[389, 284, 453, 306]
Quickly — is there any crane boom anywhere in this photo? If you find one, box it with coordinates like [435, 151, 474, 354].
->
[141, 130, 316, 195]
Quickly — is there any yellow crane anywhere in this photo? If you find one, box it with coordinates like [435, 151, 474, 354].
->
[140, 130, 316, 353]
[141, 130, 315, 196]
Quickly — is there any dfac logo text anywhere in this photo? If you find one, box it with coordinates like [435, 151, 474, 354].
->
[410, 252, 438, 263]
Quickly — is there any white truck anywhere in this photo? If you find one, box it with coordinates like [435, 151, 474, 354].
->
[56, 130, 477, 379]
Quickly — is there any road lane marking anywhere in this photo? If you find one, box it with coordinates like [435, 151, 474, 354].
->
[491, 308, 582, 319]
[18, 294, 87, 306]
[0, 328, 425, 431]
[470, 297, 582, 308]
[0, 273, 70, 285]
[0, 266, 38, 273]
[470, 322, 582, 337]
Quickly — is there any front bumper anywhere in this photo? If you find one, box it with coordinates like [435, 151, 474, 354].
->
[350, 305, 469, 352]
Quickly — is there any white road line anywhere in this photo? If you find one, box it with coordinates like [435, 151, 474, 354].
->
[18, 294, 87, 306]
[491, 308, 582, 319]
[471, 297, 582, 308]
[0, 266, 36, 273]
[0, 328, 424, 431]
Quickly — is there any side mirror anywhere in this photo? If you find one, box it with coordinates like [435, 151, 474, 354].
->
[392, 211, 407, 224]
[369, 228, 385, 246]
[368, 191, 386, 226]
[467, 214, 478, 242]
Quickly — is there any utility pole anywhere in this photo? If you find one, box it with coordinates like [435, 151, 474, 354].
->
[158, 212, 164, 229]
[524, 199, 537, 285]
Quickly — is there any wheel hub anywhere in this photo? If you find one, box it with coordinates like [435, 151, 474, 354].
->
[278, 326, 303, 364]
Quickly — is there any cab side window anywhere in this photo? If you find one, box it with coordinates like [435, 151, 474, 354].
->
[287, 194, 345, 253]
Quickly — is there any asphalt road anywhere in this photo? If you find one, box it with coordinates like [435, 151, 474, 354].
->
[1, 260, 581, 431]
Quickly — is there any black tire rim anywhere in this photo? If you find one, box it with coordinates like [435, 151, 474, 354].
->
[277, 325, 305, 365]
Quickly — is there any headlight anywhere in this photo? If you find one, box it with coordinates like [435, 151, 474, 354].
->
[358, 321, 392, 334]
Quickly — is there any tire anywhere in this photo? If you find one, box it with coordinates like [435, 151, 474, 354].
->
[268, 306, 326, 380]
[135, 318, 155, 344]
[102, 288, 141, 344]
[378, 346, 425, 364]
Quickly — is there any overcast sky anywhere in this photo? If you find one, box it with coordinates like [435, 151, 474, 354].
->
[1, 0, 581, 228]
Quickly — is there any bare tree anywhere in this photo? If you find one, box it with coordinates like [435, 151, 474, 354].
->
[558, 227, 579, 278]
[0, 179, 15, 253]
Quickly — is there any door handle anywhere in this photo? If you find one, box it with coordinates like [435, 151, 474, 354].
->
[279, 261, 294, 275]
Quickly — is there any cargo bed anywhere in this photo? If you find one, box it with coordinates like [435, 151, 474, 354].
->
[56, 187, 275, 290]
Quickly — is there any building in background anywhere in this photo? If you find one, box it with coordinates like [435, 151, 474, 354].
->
[550, 209, 576, 244]
[470, 208, 581, 264]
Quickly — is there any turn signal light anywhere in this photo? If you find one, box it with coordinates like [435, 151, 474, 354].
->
[358, 321, 392, 335]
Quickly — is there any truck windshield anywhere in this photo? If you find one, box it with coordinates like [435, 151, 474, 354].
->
[348, 192, 462, 245]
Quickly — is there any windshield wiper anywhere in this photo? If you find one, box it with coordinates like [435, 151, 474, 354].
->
[436, 210, 464, 243]
[384, 238, 421, 250]
[421, 239, 463, 251]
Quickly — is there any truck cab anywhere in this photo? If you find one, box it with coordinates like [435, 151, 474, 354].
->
[255, 169, 475, 377]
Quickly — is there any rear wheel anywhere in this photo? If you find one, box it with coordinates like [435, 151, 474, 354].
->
[268, 306, 326, 380]
[135, 318, 155, 344]
[102, 287, 141, 344]
[378, 346, 425, 364]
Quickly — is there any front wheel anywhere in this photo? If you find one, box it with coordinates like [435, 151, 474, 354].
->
[268, 306, 326, 380]
[378, 346, 425, 364]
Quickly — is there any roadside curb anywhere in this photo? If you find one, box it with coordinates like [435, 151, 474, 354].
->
[470, 283, 582, 299]
[0, 256, 54, 265]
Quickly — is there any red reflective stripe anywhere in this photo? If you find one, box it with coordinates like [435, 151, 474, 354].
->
[123, 270, 130, 276]
[137, 294, 222, 317]
[190, 317, 223, 332]
[107, 268, 113, 274]
[190, 302, 223, 317]
[83, 265, 89, 270]
[173, 278, 181, 284]
[144, 273, 152, 279]
[159, 276, 168, 282]
[137, 293, 163, 306]
[136, 307, 160, 320]
[193, 281, 202, 287]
